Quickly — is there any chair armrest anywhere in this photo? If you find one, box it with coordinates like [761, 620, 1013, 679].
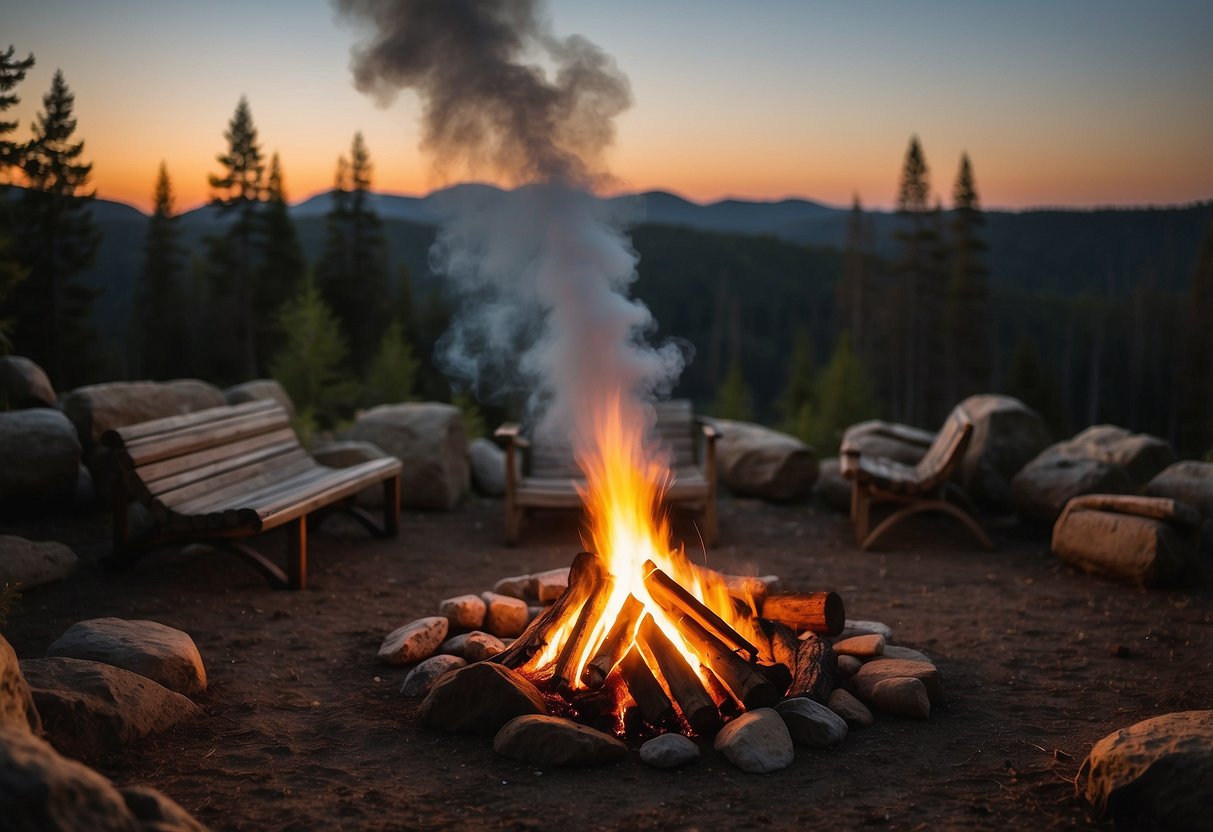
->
[698, 420, 719, 441]
[494, 422, 529, 450]
[839, 447, 861, 479]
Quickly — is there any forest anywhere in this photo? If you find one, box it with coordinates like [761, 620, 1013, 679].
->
[2, 47, 1212, 459]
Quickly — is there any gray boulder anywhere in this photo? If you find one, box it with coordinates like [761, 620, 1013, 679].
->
[711, 419, 818, 501]
[1146, 461, 1213, 520]
[0, 409, 81, 501]
[468, 437, 507, 497]
[639, 733, 699, 768]
[1011, 454, 1133, 525]
[1062, 425, 1176, 487]
[0, 355, 56, 408]
[399, 655, 466, 698]
[812, 457, 852, 512]
[0, 634, 40, 735]
[492, 714, 627, 767]
[954, 394, 1052, 509]
[775, 696, 848, 748]
[345, 403, 469, 510]
[841, 420, 935, 465]
[46, 618, 207, 697]
[713, 707, 794, 773]
[61, 379, 225, 453]
[311, 440, 388, 469]
[418, 663, 546, 736]
[0, 537, 78, 590]
[222, 379, 295, 418]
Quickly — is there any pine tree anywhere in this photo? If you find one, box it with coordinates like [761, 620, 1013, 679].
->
[131, 162, 186, 378]
[777, 328, 815, 442]
[1178, 220, 1213, 458]
[0, 46, 35, 350]
[0, 46, 35, 176]
[365, 318, 419, 406]
[713, 357, 754, 422]
[836, 195, 875, 355]
[809, 331, 881, 454]
[944, 153, 991, 405]
[255, 152, 304, 364]
[4, 70, 100, 385]
[206, 96, 264, 380]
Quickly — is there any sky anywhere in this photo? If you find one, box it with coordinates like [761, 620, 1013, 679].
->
[5, 0, 1212, 214]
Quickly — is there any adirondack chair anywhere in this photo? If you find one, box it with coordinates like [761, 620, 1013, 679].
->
[840, 405, 992, 551]
[495, 399, 719, 547]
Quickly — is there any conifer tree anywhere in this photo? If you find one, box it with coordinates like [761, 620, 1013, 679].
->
[836, 195, 875, 355]
[777, 328, 815, 442]
[5, 70, 100, 385]
[0, 46, 34, 351]
[256, 152, 304, 363]
[132, 162, 186, 378]
[809, 331, 881, 454]
[713, 357, 754, 422]
[365, 318, 419, 406]
[0, 46, 35, 176]
[1178, 220, 1213, 458]
[944, 153, 991, 405]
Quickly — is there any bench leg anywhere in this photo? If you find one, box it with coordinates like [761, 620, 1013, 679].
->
[286, 517, 307, 590]
[383, 475, 400, 537]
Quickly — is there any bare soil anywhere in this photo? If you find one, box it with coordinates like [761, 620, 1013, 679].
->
[4, 497, 1210, 831]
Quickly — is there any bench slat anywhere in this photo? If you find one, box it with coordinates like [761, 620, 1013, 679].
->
[110, 399, 277, 444]
[255, 459, 403, 528]
[172, 464, 339, 517]
[122, 408, 292, 467]
[137, 429, 301, 490]
[156, 450, 316, 509]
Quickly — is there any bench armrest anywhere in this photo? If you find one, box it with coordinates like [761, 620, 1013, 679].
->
[494, 422, 529, 450]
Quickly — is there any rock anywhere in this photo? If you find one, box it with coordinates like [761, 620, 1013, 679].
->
[711, 420, 818, 501]
[527, 605, 544, 623]
[639, 733, 700, 769]
[47, 618, 207, 697]
[1147, 461, 1213, 520]
[775, 696, 848, 748]
[1078, 710, 1213, 830]
[0, 536, 78, 590]
[377, 617, 449, 666]
[493, 714, 627, 767]
[1052, 499, 1197, 587]
[0, 409, 81, 501]
[480, 592, 529, 638]
[344, 403, 469, 510]
[468, 437, 507, 497]
[492, 574, 531, 600]
[222, 379, 295, 418]
[438, 594, 486, 630]
[1062, 425, 1176, 487]
[827, 688, 874, 729]
[528, 568, 569, 603]
[713, 708, 795, 773]
[1012, 454, 1133, 526]
[836, 620, 893, 641]
[869, 677, 931, 719]
[842, 420, 935, 465]
[61, 379, 225, 453]
[0, 634, 40, 735]
[119, 784, 209, 832]
[812, 457, 852, 512]
[400, 655, 467, 698]
[836, 655, 862, 676]
[882, 645, 934, 665]
[438, 633, 471, 657]
[954, 394, 1052, 510]
[0, 355, 56, 408]
[463, 632, 506, 663]
[20, 657, 202, 759]
[832, 634, 885, 658]
[851, 658, 943, 706]
[418, 663, 546, 735]
[310, 440, 388, 469]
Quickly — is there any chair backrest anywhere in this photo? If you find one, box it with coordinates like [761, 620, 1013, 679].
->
[913, 405, 973, 491]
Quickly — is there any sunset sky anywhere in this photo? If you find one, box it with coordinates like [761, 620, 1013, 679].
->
[5, 0, 1211, 214]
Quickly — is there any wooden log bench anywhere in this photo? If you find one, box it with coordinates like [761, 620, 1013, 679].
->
[103, 399, 402, 589]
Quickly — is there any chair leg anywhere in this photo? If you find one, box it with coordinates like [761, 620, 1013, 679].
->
[860, 499, 993, 551]
[286, 517, 307, 590]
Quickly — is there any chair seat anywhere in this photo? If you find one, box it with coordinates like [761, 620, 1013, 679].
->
[851, 456, 921, 494]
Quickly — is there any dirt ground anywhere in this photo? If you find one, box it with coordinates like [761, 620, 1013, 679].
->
[3, 496, 1210, 831]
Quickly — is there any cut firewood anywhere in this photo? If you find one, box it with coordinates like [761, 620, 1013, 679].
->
[551, 572, 616, 692]
[761, 592, 845, 636]
[619, 645, 674, 725]
[638, 614, 721, 735]
[494, 551, 604, 669]
[788, 633, 838, 704]
[672, 613, 778, 710]
[688, 563, 768, 611]
[582, 594, 645, 689]
[761, 619, 801, 676]
[643, 560, 760, 661]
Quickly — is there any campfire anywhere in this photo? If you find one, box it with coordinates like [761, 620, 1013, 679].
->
[491, 390, 845, 739]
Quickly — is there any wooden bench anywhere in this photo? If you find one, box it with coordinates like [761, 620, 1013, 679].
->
[841, 405, 992, 551]
[495, 399, 719, 547]
[103, 399, 402, 589]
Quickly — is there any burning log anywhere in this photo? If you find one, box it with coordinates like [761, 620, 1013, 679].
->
[761, 592, 845, 636]
[582, 594, 645, 689]
[762, 619, 801, 675]
[688, 563, 768, 611]
[643, 560, 760, 662]
[551, 572, 616, 692]
[618, 646, 674, 726]
[672, 613, 779, 710]
[788, 633, 838, 704]
[638, 614, 721, 735]
[495, 552, 605, 670]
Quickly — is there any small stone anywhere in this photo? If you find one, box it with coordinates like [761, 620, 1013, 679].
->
[836, 655, 863, 676]
[480, 592, 529, 638]
[493, 714, 627, 767]
[0, 536, 78, 591]
[46, 617, 207, 697]
[851, 658, 943, 706]
[527, 605, 544, 623]
[775, 696, 848, 748]
[827, 688, 875, 729]
[418, 663, 547, 735]
[377, 617, 449, 666]
[870, 677, 931, 720]
[836, 619, 893, 641]
[439, 633, 471, 657]
[493, 574, 531, 600]
[881, 645, 934, 665]
[832, 633, 885, 658]
[713, 708, 794, 773]
[529, 568, 570, 603]
[639, 733, 700, 769]
[438, 594, 486, 630]
[463, 631, 506, 663]
[400, 655, 467, 697]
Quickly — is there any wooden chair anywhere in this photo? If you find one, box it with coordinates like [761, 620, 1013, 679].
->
[495, 399, 719, 547]
[104, 400, 402, 589]
[840, 405, 992, 551]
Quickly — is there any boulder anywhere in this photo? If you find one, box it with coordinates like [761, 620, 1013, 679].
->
[377, 617, 449, 666]
[1052, 497, 1198, 587]
[842, 420, 935, 465]
[438, 594, 486, 630]
[713, 708, 794, 773]
[836, 655, 862, 677]
[1077, 710, 1213, 830]
[310, 440, 389, 469]
[954, 395, 1052, 509]
[1061, 425, 1176, 487]
[492, 715, 627, 767]
[46, 618, 207, 697]
[417, 663, 546, 735]
[462, 632, 505, 663]
[61, 380, 225, 453]
[119, 784, 209, 832]
[775, 696, 848, 748]
[812, 458, 852, 512]
[851, 658, 943, 707]
[1011, 454, 1133, 526]
[222, 379, 295, 418]
[0, 409, 81, 501]
[0, 634, 40, 735]
[826, 688, 874, 729]
[528, 568, 569, 603]
[20, 658, 201, 759]
[0, 536, 78, 590]
[639, 733, 700, 769]
[711, 419, 818, 501]
[1146, 461, 1213, 520]
[492, 574, 531, 600]
[399, 655, 467, 698]
[468, 437, 507, 497]
[0, 355, 56, 408]
[345, 403, 469, 510]
[869, 677, 931, 720]
[480, 592, 528, 638]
